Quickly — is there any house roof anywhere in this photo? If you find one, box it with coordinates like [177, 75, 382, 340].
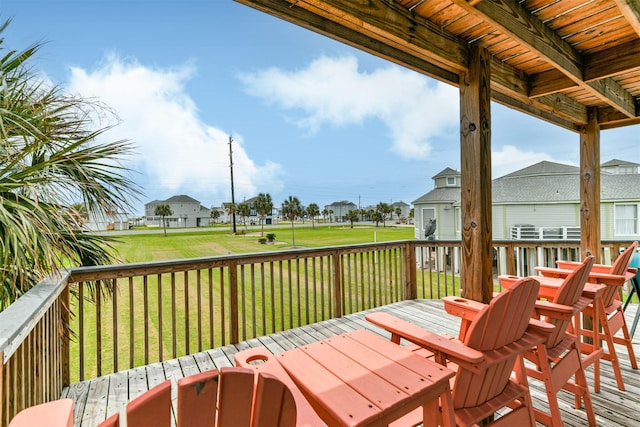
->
[499, 161, 579, 178]
[602, 159, 640, 167]
[413, 187, 461, 205]
[326, 200, 356, 207]
[236, 0, 640, 132]
[164, 195, 200, 204]
[432, 167, 460, 179]
[415, 160, 640, 204]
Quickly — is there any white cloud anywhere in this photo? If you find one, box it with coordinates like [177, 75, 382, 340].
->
[492, 145, 576, 178]
[239, 55, 459, 160]
[66, 54, 283, 205]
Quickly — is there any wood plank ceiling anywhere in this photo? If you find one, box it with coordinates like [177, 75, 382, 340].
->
[234, 0, 640, 132]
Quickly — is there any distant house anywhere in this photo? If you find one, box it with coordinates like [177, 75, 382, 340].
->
[324, 201, 357, 222]
[243, 196, 276, 225]
[413, 159, 640, 241]
[145, 195, 211, 228]
[390, 201, 411, 221]
[85, 210, 131, 231]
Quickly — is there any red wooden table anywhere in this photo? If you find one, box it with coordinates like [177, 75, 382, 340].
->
[275, 329, 455, 427]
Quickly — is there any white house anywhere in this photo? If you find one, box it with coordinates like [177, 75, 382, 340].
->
[391, 201, 411, 221]
[324, 201, 357, 222]
[145, 195, 211, 228]
[413, 159, 640, 241]
[85, 210, 131, 231]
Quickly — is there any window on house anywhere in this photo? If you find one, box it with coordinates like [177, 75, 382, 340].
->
[455, 207, 461, 233]
[615, 204, 638, 235]
[619, 166, 635, 174]
[422, 207, 436, 238]
[446, 177, 455, 186]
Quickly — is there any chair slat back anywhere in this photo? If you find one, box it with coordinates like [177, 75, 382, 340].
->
[553, 256, 594, 307]
[610, 242, 638, 276]
[601, 242, 638, 307]
[126, 380, 172, 427]
[251, 372, 297, 427]
[454, 278, 539, 409]
[177, 370, 219, 427]
[545, 256, 594, 348]
[216, 367, 257, 426]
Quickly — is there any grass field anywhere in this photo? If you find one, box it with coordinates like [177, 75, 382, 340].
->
[109, 224, 416, 262]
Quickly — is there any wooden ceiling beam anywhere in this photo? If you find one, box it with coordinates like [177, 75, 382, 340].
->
[529, 70, 577, 98]
[598, 105, 640, 129]
[452, 0, 637, 118]
[616, 0, 640, 37]
[584, 39, 640, 81]
[238, 0, 463, 84]
[247, 0, 469, 73]
[491, 91, 581, 132]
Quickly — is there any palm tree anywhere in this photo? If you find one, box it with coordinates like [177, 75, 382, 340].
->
[321, 208, 329, 223]
[154, 204, 173, 237]
[254, 193, 273, 236]
[69, 203, 89, 228]
[237, 202, 251, 231]
[395, 207, 402, 221]
[371, 210, 383, 227]
[282, 196, 302, 247]
[306, 203, 320, 228]
[376, 202, 393, 227]
[0, 20, 141, 309]
[210, 209, 221, 224]
[346, 210, 359, 228]
[224, 202, 237, 233]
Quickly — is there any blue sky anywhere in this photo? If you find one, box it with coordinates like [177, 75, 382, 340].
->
[2, 0, 638, 216]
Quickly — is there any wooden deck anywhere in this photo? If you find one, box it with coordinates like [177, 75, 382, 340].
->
[62, 300, 640, 427]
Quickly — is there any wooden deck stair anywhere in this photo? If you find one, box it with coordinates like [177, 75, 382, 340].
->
[62, 300, 640, 427]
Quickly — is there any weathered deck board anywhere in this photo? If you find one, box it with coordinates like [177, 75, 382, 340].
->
[61, 300, 640, 427]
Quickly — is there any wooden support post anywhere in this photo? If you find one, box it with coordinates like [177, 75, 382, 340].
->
[580, 107, 601, 260]
[580, 107, 601, 340]
[460, 44, 493, 303]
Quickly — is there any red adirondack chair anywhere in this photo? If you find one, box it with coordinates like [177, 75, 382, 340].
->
[500, 255, 597, 427]
[10, 367, 296, 427]
[366, 277, 545, 427]
[535, 242, 639, 391]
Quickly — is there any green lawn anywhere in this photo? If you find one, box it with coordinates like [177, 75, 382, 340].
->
[109, 224, 415, 262]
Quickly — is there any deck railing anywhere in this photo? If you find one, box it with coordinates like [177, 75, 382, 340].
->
[0, 238, 636, 425]
[0, 272, 71, 427]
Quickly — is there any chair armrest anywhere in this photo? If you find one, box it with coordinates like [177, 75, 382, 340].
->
[589, 264, 615, 274]
[497, 275, 523, 288]
[555, 260, 581, 270]
[365, 312, 484, 365]
[528, 318, 555, 337]
[534, 300, 575, 321]
[534, 266, 572, 278]
[585, 272, 627, 286]
[442, 296, 485, 322]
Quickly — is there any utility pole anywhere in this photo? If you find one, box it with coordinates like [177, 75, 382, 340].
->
[229, 136, 237, 233]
